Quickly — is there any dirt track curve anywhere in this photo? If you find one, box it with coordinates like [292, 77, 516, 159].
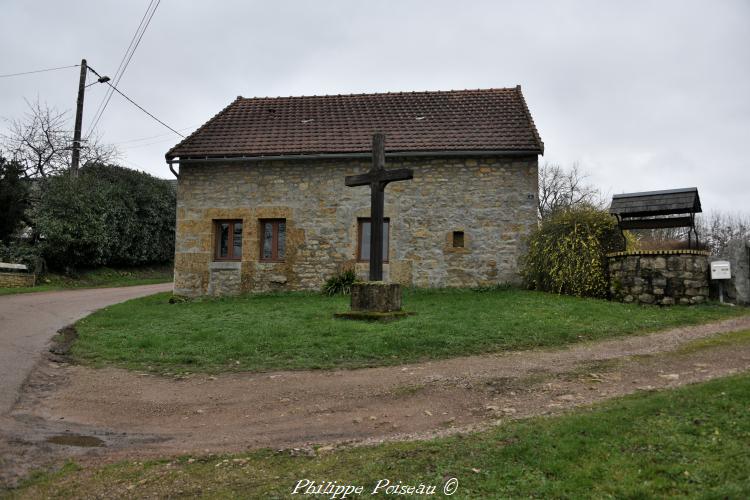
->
[2, 314, 750, 486]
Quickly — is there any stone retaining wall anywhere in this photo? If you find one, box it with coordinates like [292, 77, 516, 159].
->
[0, 272, 35, 288]
[608, 250, 710, 305]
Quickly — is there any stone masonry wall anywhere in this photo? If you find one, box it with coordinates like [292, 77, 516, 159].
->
[174, 156, 538, 296]
[712, 239, 750, 305]
[608, 250, 710, 305]
[0, 272, 35, 288]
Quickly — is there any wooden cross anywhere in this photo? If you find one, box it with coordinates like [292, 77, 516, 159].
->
[345, 133, 413, 281]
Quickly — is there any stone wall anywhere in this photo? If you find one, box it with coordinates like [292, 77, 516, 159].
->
[608, 250, 710, 305]
[0, 272, 35, 288]
[712, 239, 750, 305]
[174, 155, 539, 296]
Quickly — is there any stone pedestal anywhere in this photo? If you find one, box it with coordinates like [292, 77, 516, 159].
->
[334, 282, 413, 321]
[351, 282, 402, 312]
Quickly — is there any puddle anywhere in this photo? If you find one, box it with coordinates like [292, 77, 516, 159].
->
[46, 434, 105, 447]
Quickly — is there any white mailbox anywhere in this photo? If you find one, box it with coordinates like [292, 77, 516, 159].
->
[711, 260, 731, 280]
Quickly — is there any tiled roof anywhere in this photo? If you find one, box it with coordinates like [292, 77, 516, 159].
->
[166, 87, 544, 161]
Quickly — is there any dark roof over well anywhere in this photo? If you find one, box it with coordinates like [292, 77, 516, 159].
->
[610, 187, 702, 217]
[166, 87, 544, 162]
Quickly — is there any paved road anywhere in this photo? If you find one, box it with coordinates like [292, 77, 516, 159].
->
[0, 283, 172, 415]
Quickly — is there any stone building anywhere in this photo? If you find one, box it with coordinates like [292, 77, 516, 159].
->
[166, 87, 544, 296]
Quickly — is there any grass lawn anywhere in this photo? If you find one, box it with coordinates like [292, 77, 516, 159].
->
[13, 372, 750, 498]
[71, 287, 746, 373]
[0, 265, 173, 296]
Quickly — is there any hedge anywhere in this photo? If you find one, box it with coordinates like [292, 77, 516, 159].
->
[35, 164, 175, 270]
[521, 207, 624, 298]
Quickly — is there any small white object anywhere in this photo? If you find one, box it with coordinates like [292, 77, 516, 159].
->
[0, 262, 27, 271]
[710, 261, 731, 280]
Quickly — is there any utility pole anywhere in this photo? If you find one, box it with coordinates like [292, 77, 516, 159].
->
[71, 58, 87, 177]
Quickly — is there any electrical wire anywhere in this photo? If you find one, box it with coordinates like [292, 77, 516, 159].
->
[87, 0, 157, 132]
[0, 64, 79, 78]
[86, 0, 161, 137]
[103, 80, 185, 138]
[114, 124, 200, 145]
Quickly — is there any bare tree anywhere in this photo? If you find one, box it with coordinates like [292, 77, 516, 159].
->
[538, 161, 602, 219]
[1, 98, 118, 179]
[634, 211, 750, 254]
[696, 211, 750, 256]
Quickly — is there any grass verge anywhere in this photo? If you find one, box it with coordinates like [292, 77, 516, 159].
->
[71, 287, 746, 373]
[0, 265, 172, 296]
[676, 329, 750, 354]
[12, 373, 750, 498]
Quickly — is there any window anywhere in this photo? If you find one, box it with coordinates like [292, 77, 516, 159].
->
[214, 220, 243, 260]
[357, 218, 390, 262]
[260, 219, 286, 261]
[452, 231, 465, 248]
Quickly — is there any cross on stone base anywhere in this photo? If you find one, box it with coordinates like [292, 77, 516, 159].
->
[345, 133, 413, 281]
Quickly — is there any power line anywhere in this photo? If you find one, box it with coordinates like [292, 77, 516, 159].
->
[0, 64, 79, 79]
[87, 0, 157, 133]
[114, 124, 200, 145]
[86, 0, 161, 137]
[103, 80, 184, 138]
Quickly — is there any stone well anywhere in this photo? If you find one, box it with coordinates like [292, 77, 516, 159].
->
[607, 250, 710, 305]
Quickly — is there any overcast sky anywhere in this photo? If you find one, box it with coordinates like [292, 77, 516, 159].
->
[2, 0, 748, 213]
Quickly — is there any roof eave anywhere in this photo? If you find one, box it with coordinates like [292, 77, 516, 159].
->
[166, 149, 542, 165]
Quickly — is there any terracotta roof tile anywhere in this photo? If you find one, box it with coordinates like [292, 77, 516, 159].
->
[166, 87, 544, 160]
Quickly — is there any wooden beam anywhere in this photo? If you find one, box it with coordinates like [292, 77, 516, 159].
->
[618, 216, 694, 230]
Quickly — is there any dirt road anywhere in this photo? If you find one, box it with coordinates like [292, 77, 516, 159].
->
[2, 314, 749, 486]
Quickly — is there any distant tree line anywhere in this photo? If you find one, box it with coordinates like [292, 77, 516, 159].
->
[0, 100, 175, 273]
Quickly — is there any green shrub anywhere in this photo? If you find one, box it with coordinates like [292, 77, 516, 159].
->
[0, 157, 29, 241]
[34, 164, 175, 270]
[0, 241, 44, 273]
[322, 269, 358, 296]
[521, 206, 624, 298]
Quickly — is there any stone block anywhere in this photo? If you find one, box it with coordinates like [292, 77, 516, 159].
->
[638, 293, 655, 304]
[652, 277, 667, 287]
[350, 282, 403, 312]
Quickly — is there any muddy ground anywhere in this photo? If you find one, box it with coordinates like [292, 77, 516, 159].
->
[2, 315, 750, 487]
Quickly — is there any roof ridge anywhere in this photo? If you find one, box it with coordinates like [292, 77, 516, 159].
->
[237, 87, 520, 101]
[514, 85, 545, 155]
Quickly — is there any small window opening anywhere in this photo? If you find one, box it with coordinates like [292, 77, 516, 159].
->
[260, 219, 286, 261]
[452, 231, 465, 248]
[214, 220, 243, 260]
